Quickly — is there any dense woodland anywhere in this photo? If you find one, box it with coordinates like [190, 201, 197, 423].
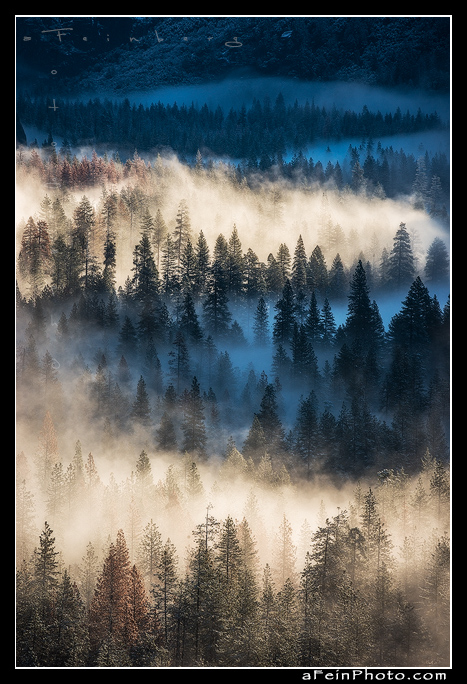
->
[16, 138, 450, 667]
[17, 91, 448, 176]
[16, 16, 450, 94]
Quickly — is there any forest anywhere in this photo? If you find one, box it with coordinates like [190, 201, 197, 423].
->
[16, 16, 451, 94]
[15, 138, 450, 667]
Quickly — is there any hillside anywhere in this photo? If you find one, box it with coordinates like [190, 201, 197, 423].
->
[16, 16, 451, 95]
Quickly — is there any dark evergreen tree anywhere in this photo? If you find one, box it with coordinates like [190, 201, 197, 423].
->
[320, 298, 337, 346]
[117, 315, 139, 359]
[131, 233, 160, 304]
[294, 391, 320, 478]
[227, 224, 245, 302]
[202, 260, 232, 340]
[131, 376, 152, 428]
[424, 237, 450, 284]
[179, 291, 203, 344]
[291, 235, 308, 293]
[387, 277, 435, 354]
[173, 199, 191, 270]
[305, 290, 324, 346]
[273, 279, 296, 347]
[180, 377, 207, 458]
[168, 331, 191, 393]
[387, 223, 415, 291]
[256, 383, 285, 455]
[307, 245, 328, 297]
[193, 230, 211, 300]
[253, 296, 270, 346]
[344, 260, 383, 353]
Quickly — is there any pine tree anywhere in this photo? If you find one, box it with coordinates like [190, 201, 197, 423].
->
[291, 235, 308, 293]
[227, 224, 244, 301]
[17, 217, 52, 297]
[180, 377, 207, 458]
[131, 232, 160, 304]
[304, 290, 323, 346]
[131, 376, 151, 427]
[179, 291, 203, 344]
[424, 237, 450, 284]
[32, 521, 60, 626]
[160, 232, 179, 297]
[307, 245, 328, 297]
[173, 199, 191, 269]
[257, 383, 285, 455]
[273, 279, 296, 347]
[48, 570, 89, 666]
[34, 411, 59, 495]
[253, 296, 270, 346]
[137, 519, 163, 592]
[294, 391, 319, 478]
[387, 276, 434, 353]
[344, 260, 382, 353]
[88, 529, 141, 656]
[193, 230, 211, 299]
[272, 514, 297, 589]
[202, 260, 232, 339]
[320, 298, 337, 346]
[156, 412, 178, 452]
[152, 538, 179, 648]
[387, 223, 415, 291]
[242, 414, 268, 463]
[168, 331, 191, 393]
[78, 541, 100, 613]
[72, 195, 97, 291]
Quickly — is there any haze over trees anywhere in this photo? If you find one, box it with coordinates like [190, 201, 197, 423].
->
[16, 143, 450, 667]
[16, 15, 450, 669]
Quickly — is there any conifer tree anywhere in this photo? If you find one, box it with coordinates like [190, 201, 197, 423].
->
[137, 519, 163, 592]
[48, 570, 89, 666]
[193, 230, 211, 299]
[291, 235, 308, 293]
[180, 376, 207, 458]
[227, 224, 244, 301]
[424, 236, 449, 284]
[34, 411, 59, 495]
[202, 260, 232, 339]
[131, 233, 160, 304]
[179, 291, 203, 344]
[152, 538, 179, 648]
[294, 391, 320, 478]
[272, 514, 297, 590]
[168, 330, 191, 393]
[344, 260, 382, 353]
[307, 245, 328, 297]
[88, 529, 142, 656]
[17, 217, 52, 297]
[131, 376, 151, 427]
[253, 296, 270, 346]
[160, 232, 179, 297]
[387, 223, 415, 290]
[257, 383, 285, 455]
[33, 521, 60, 622]
[152, 208, 168, 270]
[173, 199, 191, 269]
[78, 541, 100, 613]
[273, 279, 296, 347]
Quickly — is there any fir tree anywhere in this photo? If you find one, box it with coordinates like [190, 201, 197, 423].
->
[131, 376, 151, 427]
[131, 232, 160, 304]
[273, 279, 296, 347]
[180, 377, 207, 458]
[253, 296, 270, 346]
[387, 223, 415, 291]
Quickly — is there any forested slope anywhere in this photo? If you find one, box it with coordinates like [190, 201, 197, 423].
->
[16, 144, 450, 666]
